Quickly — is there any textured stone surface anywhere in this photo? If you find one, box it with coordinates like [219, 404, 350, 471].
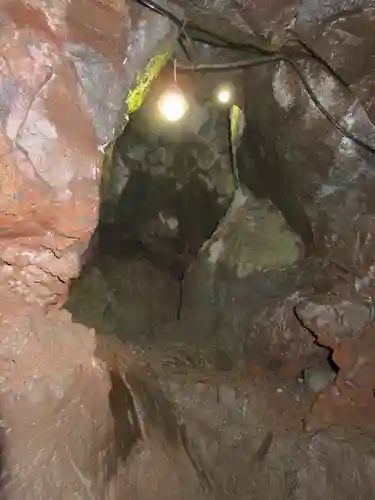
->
[66, 254, 180, 344]
[172, 1, 375, 124]
[0, 309, 115, 499]
[295, 291, 375, 431]
[146, 354, 375, 500]
[0, 308, 207, 499]
[179, 188, 308, 366]
[0, 0, 179, 308]
[0, 1, 200, 498]
[230, 14, 375, 381]
[0, 0, 102, 308]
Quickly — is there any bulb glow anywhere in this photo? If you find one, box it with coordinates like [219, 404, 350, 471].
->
[157, 88, 188, 122]
[215, 84, 234, 105]
[217, 89, 232, 103]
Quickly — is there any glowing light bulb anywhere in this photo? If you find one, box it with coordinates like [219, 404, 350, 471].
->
[157, 87, 188, 122]
[217, 89, 231, 103]
[215, 84, 234, 105]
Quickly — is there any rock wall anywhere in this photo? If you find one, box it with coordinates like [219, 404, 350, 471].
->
[0, 1, 204, 499]
[0, 307, 206, 499]
[0, 0, 179, 309]
[66, 254, 180, 344]
[234, 10, 375, 421]
[179, 187, 316, 368]
[173, 2, 375, 428]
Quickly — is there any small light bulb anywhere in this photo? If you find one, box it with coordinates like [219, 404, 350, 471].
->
[157, 87, 188, 122]
[215, 84, 234, 105]
[217, 89, 231, 103]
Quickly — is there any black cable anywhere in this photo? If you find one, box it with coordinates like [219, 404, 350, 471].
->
[184, 22, 275, 55]
[177, 27, 193, 60]
[286, 57, 375, 156]
[138, 0, 352, 102]
[135, 0, 192, 60]
[294, 36, 350, 91]
[176, 55, 282, 72]
[135, 0, 184, 30]
[134, 0, 274, 56]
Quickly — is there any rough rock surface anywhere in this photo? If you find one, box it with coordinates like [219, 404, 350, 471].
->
[0, 0, 178, 308]
[168, 0, 375, 427]
[142, 349, 375, 500]
[295, 290, 375, 431]
[231, 2, 375, 409]
[0, 0, 198, 498]
[0, 307, 207, 499]
[66, 253, 180, 344]
[179, 187, 312, 367]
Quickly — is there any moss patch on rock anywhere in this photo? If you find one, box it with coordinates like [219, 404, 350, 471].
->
[126, 50, 170, 114]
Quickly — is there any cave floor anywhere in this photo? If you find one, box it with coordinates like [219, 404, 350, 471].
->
[66, 253, 375, 499]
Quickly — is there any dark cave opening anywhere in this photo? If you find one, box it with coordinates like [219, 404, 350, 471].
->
[66, 66, 239, 348]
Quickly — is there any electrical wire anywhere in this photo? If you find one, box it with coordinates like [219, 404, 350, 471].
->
[136, 0, 352, 93]
[135, 0, 192, 60]
[286, 57, 375, 156]
[135, 0, 184, 32]
[183, 22, 275, 55]
[294, 37, 350, 90]
[133, 0, 375, 156]
[176, 56, 283, 72]
[135, 0, 275, 55]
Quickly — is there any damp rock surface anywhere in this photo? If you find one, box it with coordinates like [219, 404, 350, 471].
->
[0, 0, 178, 308]
[144, 352, 375, 500]
[0, 308, 208, 500]
[179, 188, 309, 365]
[0, 307, 115, 499]
[66, 254, 180, 344]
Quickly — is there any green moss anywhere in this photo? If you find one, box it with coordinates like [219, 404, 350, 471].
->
[224, 197, 301, 278]
[126, 50, 170, 114]
[100, 49, 170, 203]
[230, 104, 241, 145]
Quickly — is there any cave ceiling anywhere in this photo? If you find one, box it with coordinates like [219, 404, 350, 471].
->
[144, 0, 375, 124]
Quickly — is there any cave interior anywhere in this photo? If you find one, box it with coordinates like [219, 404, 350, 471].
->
[2, 0, 375, 499]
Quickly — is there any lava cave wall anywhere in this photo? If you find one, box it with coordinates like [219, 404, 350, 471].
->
[1, 0, 375, 499]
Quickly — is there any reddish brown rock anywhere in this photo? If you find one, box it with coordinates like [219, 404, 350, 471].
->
[0, 0, 105, 307]
[0, 307, 116, 498]
[0, 1, 193, 498]
[0, 0, 178, 308]
[0, 307, 207, 499]
[295, 292, 375, 430]
[2, 0, 375, 497]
